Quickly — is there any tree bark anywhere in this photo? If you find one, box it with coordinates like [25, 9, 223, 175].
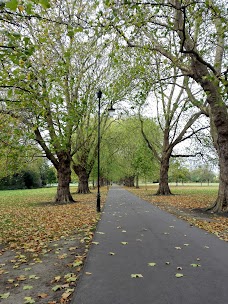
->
[157, 128, 172, 195]
[55, 152, 75, 203]
[135, 175, 139, 188]
[156, 153, 172, 195]
[73, 164, 91, 194]
[191, 59, 228, 212]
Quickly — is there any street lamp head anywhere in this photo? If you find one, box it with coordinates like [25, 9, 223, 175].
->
[108, 103, 115, 117]
[97, 90, 102, 99]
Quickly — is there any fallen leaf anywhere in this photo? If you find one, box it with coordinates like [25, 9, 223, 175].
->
[38, 293, 48, 299]
[24, 297, 35, 304]
[52, 285, 62, 292]
[131, 274, 143, 278]
[17, 275, 26, 281]
[0, 292, 10, 299]
[85, 272, 92, 275]
[92, 242, 99, 245]
[175, 273, 184, 278]
[109, 252, 115, 255]
[68, 247, 77, 251]
[73, 261, 83, 267]
[54, 276, 61, 282]
[148, 262, 156, 267]
[190, 263, 201, 267]
[121, 242, 128, 245]
[29, 275, 39, 279]
[23, 285, 33, 290]
[175, 247, 182, 250]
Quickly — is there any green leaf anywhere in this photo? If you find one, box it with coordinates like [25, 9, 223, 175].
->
[29, 275, 39, 279]
[23, 285, 33, 290]
[73, 261, 83, 267]
[148, 262, 156, 267]
[121, 242, 128, 245]
[190, 263, 201, 267]
[131, 274, 143, 278]
[24, 297, 35, 304]
[67, 30, 74, 38]
[0, 292, 10, 299]
[52, 285, 62, 291]
[39, 0, 50, 9]
[175, 273, 184, 278]
[5, 0, 18, 11]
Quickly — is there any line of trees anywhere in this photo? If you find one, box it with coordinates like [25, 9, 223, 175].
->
[0, 0, 227, 212]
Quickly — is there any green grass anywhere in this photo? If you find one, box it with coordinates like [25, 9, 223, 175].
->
[0, 186, 78, 207]
[169, 185, 219, 196]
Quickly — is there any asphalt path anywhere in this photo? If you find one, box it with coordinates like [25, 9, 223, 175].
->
[71, 185, 228, 304]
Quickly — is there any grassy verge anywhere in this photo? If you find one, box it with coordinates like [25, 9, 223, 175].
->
[127, 185, 228, 242]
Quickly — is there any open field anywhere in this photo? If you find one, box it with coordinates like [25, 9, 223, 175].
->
[127, 184, 228, 242]
[0, 187, 107, 304]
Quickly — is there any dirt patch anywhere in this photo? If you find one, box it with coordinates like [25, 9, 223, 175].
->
[0, 232, 92, 304]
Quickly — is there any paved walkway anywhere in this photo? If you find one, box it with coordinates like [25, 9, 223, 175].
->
[71, 186, 228, 304]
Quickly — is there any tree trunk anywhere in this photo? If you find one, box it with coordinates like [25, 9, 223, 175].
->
[207, 147, 228, 212]
[73, 164, 90, 194]
[156, 153, 172, 195]
[156, 130, 172, 195]
[191, 60, 228, 212]
[55, 152, 75, 203]
[135, 175, 139, 188]
[208, 174, 228, 213]
[124, 176, 135, 187]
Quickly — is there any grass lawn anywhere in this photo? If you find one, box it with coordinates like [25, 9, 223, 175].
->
[127, 184, 228, 242]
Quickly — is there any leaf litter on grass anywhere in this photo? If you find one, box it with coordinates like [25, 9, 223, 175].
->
[0, 187, 107, 303]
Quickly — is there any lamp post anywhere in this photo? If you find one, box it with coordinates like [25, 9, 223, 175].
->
[96, 90, 102, 212]
[96, 90, 115, 212]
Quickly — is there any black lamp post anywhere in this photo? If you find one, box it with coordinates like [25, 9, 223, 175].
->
[96, 90, 115, 212]
[96, 90, 102, 212]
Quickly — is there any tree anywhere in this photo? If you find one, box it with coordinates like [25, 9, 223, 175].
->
[102, 0, 228, 212]
[190, 165, 216, 185]
[0, 1, 110, 203]
[169, 160, 190, 185]
[101, 116, 159, 187]
[139, 65, 206, 195]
